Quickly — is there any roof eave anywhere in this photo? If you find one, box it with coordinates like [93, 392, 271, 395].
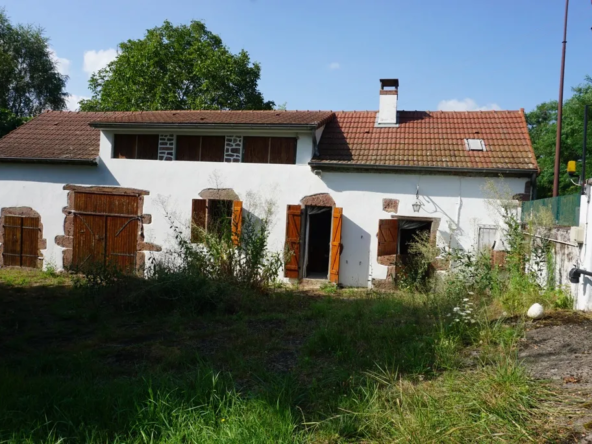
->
[308, 161, 538, 176]
[88, 122, 321, 131]
[0, 157, 98, 166]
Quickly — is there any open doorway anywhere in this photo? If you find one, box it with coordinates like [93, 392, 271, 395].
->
[303, 206, 332, 279]
[398, 220, 432, 265]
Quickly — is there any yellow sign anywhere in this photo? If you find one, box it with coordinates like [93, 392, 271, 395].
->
[567, 160, 577, 174]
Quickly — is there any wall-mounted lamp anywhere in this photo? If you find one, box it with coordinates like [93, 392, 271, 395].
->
[412, 185, 423, 213]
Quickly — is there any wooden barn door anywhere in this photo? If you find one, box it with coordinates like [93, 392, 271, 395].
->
[378, 219, 399, 256]
[72, 192, 139, 272]
[2, 216, 40, 268]
[329, 207, 343, 283]
[284, 205, 302, 278]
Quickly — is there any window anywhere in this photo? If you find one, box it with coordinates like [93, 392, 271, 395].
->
[477, 226, 497, 251]
[191, 199, 242, 244]
[2, 215, 41, 268]
[243, 137, 296, 164]
[176, 136, 225, 162]
[464, 138, 486, 151]
[377, 218, 432, 266]
[113, 134, 159, 159]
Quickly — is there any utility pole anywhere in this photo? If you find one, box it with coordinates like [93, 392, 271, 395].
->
[553, 0, 570, 197]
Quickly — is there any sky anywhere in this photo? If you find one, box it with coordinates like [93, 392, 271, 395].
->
[3, 0, 592, 112]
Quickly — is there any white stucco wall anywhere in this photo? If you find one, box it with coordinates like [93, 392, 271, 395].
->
[0, 129, 528, 287]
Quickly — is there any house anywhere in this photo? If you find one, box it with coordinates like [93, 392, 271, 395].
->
[0, 79, 538, 287]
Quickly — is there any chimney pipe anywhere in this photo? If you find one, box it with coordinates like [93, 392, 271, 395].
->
[377, 79, 399, 126]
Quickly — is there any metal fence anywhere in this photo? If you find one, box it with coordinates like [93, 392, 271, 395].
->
[521, 194, 581, 227]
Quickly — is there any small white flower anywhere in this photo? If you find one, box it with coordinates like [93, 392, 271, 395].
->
[468, 292, 474, 295]
[453, 307, 460, 312]
[463, 298, 469, 302]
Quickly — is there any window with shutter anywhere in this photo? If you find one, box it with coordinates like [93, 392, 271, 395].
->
[243, 137, 297, 164]
[477, 226, 497, 251]
[176, 136, 200, 161]
[2, 216, 40, 268]
[113, 134, 158, 160]
[136, 135, 159, 160]
[191, 199, 242, 243]
[377, 219, 399, 257]
[200, 136, 225, 162]
[113, 134, 136, 159]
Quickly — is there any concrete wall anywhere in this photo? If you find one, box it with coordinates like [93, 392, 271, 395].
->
[0, 129, 529, 287]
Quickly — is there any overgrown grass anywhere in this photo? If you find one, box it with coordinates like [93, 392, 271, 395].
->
[0, 268, 568, 443]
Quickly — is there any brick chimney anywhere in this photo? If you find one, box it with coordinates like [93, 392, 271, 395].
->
[377, 79, 399, 126]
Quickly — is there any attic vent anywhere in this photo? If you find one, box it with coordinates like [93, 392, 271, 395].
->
[465, 139, 486, 151]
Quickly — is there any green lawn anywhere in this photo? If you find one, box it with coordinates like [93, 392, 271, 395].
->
[0, 269, 571, 443]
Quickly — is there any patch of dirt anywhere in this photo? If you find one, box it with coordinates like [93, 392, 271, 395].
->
[519, 311, 592, 442]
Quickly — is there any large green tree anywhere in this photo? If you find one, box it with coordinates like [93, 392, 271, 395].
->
[0, 9, 67, 136]
[527, 77, 592, 197]
[80, 20, 274, 112]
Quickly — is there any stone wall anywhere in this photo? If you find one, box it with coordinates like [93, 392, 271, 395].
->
[158, 134, 175, 161]
[224, 136, 242, 162]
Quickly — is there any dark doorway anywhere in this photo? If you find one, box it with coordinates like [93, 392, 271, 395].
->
[305, 207, 332, 278]
[399, 221, 432, 255]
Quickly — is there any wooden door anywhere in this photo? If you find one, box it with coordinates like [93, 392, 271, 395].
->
[106, 217, 138, 271]
[2, 216, 40, 268]
[284, 205, 302, 278]
[232, 201, 243, 246]
[72, 192, 139, 272]
[329, 207, 343, 283]
[73, 214, 107, 269]
[378, 219, 399, 256]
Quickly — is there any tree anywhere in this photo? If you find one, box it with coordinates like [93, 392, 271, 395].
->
[80, 20, 274, 112]
[527, 77, 592, 197]
[0, 9, 67, 136]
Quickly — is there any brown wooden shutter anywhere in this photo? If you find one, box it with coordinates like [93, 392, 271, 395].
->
[377, 219, 399, 256]
[232, 201, 243, 246]
[21, 217, 40, 268]
[191, 199, 207, 243]
[284, 205, 301, 278]
[243, 137, 269, 163]
[2, 216, 22, 266]
[329, 207, 343, 283]
[136, 134, 159, 160]
[113, 134, 136, 159]
[176, 136, 200, 161]
[269, 138, 297, 164]
[201, 136, 225, 162]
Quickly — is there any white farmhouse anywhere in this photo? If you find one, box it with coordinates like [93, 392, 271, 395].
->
[0, 79, 538, 287]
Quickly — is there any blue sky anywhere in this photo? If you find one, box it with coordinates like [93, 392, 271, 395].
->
[3, 0, 592, 112]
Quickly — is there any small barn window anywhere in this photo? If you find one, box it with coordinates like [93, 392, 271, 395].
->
[191, 199, 242, 244]
[243, 137, 296, 164]
[477, 225, 498, 252]
[465, 139, 486, 151]
[113, 134, 159, 160]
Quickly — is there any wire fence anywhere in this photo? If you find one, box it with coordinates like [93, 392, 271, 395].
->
[521, 194, 581, 227]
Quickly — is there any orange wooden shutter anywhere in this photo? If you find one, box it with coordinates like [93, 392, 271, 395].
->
[284, 205, 302, 278]
[191, 199, 207, 243]
[232, 201, 243, 246]
[329, 207, 343, 283]
[377, 219, 398, 256]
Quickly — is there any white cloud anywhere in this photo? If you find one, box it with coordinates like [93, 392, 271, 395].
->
[328, 62, 340, 70]
[49, 48, 71, 76]
[437, 98, 501, 111]
[83, 48, 118, 76]
[65, 94, 90, 111]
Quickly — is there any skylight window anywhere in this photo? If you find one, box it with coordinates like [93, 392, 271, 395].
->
[465, 139, 486, 151]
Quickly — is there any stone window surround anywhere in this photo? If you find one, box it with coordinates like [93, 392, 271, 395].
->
[0, 207, 47, 268]
[55, 185, 161, 272]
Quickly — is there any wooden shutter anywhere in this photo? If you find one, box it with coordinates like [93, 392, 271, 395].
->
[378, 219, 399, 256]
[201, 136, 225, 162]
[106, 216, 138, 272]
[269, 138, 297, 164]
[136, 134, 159, 160]
[176, 136, 200, 161]
[21, 217, 40, 268]
[243, 137, 269, 163]
[191, 199, 207, 243]
[113, 134, 136, 159]
[284, 205, 302, 278]
[2, 216, 40, 268]
[329, 207, 343, 283]
[232, 201, 243, 246]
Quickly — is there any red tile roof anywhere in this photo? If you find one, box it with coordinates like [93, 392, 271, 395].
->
[90, 110, 335, 127]
[313, 110, 538, 173]
[0, 109, 538, 174]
